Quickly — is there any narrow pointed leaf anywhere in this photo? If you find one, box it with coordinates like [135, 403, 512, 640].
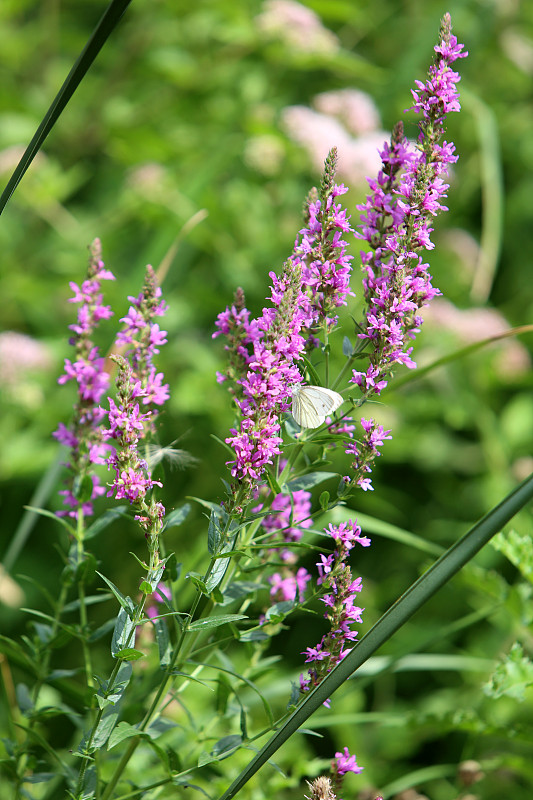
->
[0, 0, 133, 216]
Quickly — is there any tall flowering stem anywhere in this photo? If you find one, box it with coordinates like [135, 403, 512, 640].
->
[339, 14, 467, 495]
[104, 356, 165, 542]
[75, 282, 170, 798]
[353, 14, 467, 400]
[52, 239, 115, 690]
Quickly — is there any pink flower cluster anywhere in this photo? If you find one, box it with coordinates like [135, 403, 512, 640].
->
[300, 521, 371, 701]
[217, 264, 309, 493]
[214, 150, 356, 496]
[291, 162, 355, 333]
[54, 239, 115, 518]
[115, 265, 169, 416]
[353, 18, 467, 399]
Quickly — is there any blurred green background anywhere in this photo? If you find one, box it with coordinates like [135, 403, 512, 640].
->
[1, 1, 533, 798]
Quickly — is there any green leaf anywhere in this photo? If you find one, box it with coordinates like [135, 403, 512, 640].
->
[16, 683, 34, 714]
[145, 558, 168, 593]
[107, 722, 144, 750]
[153, 617, 172, 668]
[220, 581, 261, 606]
[162, 503, 191, 531]
[216, 674, 232, 715]
[74, 473, 95, 504]
[90, 707, 119, 751]
[484, 642, 533, 701]
[491, 528, 533, 580]
[238, 629, 270, 642]
[188, 496, 225, 514]
[319, 491, 330, 510]
[96, 572, 135, 615]
[264, 602, 294, 623]
[215, 473, 533, 800]
[210, 433, 237, 457]
[299, 356, 321, 386]
[205, 542, 237, 594]
[208, 508, 222, 554]
[187, 573, 208, 594]
[211, 734, 242, 758]
[139, 581, 152, 594]
[23, 506, 75, 536]
[164, 553, 181, 582]
[63, 593, 113, 614]
[111, 607, 136, 657]
[146, 717, 179, 739]
[21, 772, 56, 784]
[95, 662, 132, 709]
[188, 614, 247, 632]
[114, 647, 145, 661]
[284, 472, 338, 492]
[85, 507, 130, 540]
[264, 470, 282, 496]
[342, 335, 353, 357]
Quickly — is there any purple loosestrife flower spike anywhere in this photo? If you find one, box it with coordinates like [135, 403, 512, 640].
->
[215, 151, 356, 508]
[222, 258, 308, 504]
[354, 15, 467, 400]
[292, 148, 355, 339]
[104, 355, 165, 539]
[116, 265, 169, 431]
[54, 239, 115, 519]
[300, 521, 370, 701]
[343, 16, 466, 495]
[212, 287, 260, 393]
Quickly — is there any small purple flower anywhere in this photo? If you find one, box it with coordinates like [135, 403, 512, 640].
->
[269, 567, 311, 603]
[254, 482, 313, 562]
[333, 746, 363, 777]
[146, 583, 172, 619]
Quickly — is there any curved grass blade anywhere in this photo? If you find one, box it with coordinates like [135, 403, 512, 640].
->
[2, 450, 66, 571]
[0, 0, 133, 217]
[388, 324, 533, 392]
[216, 472, 533, 800]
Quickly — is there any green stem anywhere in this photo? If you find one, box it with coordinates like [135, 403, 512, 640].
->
[100, 488, 252, 800]
[74, 544, 158, 798]
[76, 508, 94, 690]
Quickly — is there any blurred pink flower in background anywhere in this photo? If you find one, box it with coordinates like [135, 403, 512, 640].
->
[421, 298, 530, 377]
[256, 0, 339, 54]
[314, 89, 382, 136]
[0, 331, 52, 386]
[281, 92, 388, 186]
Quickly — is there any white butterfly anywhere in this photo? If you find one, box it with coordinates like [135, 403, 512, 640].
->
[291, 385, 344, 429]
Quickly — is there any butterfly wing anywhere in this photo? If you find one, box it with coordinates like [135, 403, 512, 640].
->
[291, 386, 344, 429]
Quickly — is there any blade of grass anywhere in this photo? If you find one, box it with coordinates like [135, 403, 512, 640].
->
[217, 471, 533, 800]
[388, 324, 533, 391]
[0, 0, 133, 218]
